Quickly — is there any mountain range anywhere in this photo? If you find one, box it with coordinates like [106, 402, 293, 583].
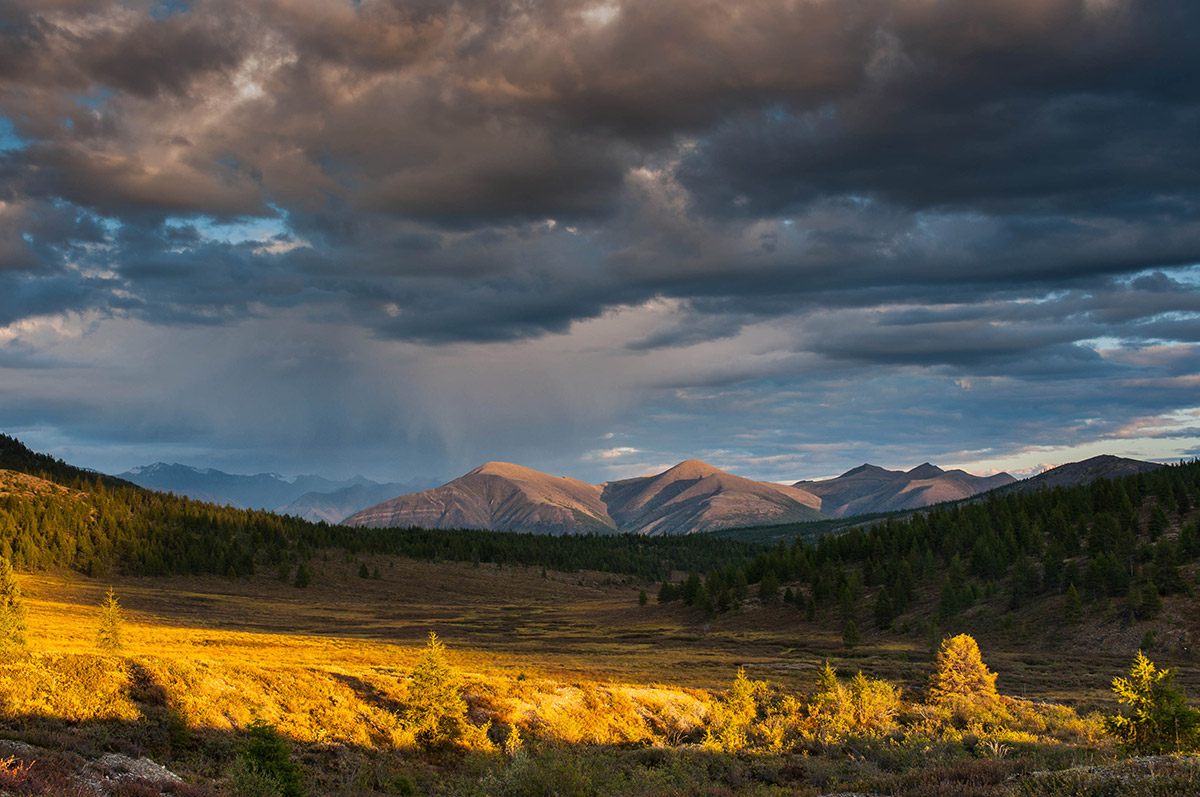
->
[795, 462, 1017, 518]
[342, 458, 1012, 535]
[117, 453, 1165, 536]
[116, 462, 438, 519]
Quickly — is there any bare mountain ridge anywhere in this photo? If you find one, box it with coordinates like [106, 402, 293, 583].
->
[994, 455, 1163, 495]
[344, 459, 828, 535]
[796, 462, 1017, 518]
[603, 460, 825, 536]
[343, 462, 616, 535]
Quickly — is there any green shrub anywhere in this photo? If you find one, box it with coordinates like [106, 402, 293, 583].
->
[1103, 651, 1200, 754]
[241, 719, 304, 797]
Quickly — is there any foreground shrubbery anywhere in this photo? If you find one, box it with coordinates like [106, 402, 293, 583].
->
[0, 633, 1196, 795]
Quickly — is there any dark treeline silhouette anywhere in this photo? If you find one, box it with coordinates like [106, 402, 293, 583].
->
[660, 456, 1200, 623]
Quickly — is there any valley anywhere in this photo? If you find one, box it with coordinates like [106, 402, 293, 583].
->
[1, 434, 1199, 795]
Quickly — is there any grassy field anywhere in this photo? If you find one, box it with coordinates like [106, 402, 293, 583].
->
[3, 555, 1200, 795]
[22, 549, 1198, 705]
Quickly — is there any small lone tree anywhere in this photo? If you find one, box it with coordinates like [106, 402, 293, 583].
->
[96, 587, 124, 652]
[0, 556, 28, 649]
[1064, 583, 1083, 625]
[928, 634, 998, 707]
[842, 620, 860, 649]
[1104, 651, 1200, 754]
[293, 562, 312, 589]
[242, 719, 304, 796]
[406, 632, 469, 747]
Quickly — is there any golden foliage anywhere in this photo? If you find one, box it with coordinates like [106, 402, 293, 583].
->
[0, 653, 139, 722]
[1103, 651, 1200, 754]
[802, 662, 901, 744]
[929, 634, 998, 708]
[95, 587, 124, 652]
[405, 631, 479, 748]
[0, 556, 27, 649]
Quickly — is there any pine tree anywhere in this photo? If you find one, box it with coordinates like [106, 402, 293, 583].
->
[1139, 580, 1163, 620]
[873, 587, 895, 630]
[0, 556, 28, 649]
[657, 581, 675, 604]
[1064, 582, 1083, 625]
[96, 587, 124, 652]
[758, 571, 780, 605]
[293, 562, 312, 589]
[638, 589, 648, 606]
[406, 632, 470, 747]
[842, 620, 860, 649]
[358, 562, 370, 579]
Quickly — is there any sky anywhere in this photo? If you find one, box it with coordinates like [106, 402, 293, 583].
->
[2, 0, 1200, 485]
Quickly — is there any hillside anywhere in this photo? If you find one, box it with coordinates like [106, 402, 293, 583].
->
[996, 454, 1163, 494]
[345, 459, 826, 535]
[343, 462, 617, 535]
[796, 462, 1016, 517]
[602, 459, 824, 535]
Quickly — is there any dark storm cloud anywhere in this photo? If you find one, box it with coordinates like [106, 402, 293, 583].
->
[3, 0, 1199, 342]
[3, 0, 1200, 479]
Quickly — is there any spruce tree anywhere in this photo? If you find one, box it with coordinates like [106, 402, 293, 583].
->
[96, 587, 124, 652]
[1064, 583, 1083, 625]
[842, 620, 860, 649]
[406, 632, 469, 747]
[873, 587, 895, 630]
[293, 562, 312, 589]
[1139, 580, 1163, 620]
[1104, 651, 1200, 754]
[0, 556, 28, 649]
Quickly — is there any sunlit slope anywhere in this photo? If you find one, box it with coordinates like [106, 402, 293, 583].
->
[346, 459, 827, 535]
[603, 460, 825, 535]
[344, 462, 617, 534]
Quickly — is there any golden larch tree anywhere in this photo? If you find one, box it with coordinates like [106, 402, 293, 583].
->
[928, 634, 998, 706]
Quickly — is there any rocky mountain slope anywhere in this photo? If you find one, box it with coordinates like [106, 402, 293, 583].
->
[344, 459, 826, 535]
[796, 462, 1016, 518]
[602, 460, 824, 535]
[343, 462, 617, 535]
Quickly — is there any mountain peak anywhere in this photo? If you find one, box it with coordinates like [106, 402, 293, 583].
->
[907, 462, 944, 478]
[840, 463, 891, 478]
[660, 459, 725, 480]
[470, 461, 556, 480]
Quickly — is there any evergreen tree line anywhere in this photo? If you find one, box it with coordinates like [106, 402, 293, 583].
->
[656, 458, 1200, 627]
[0, 435, 769, 581]
[3, 433, 1199, 607]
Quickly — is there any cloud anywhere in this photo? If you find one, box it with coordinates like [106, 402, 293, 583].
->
[1, 0, 1199, 479]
